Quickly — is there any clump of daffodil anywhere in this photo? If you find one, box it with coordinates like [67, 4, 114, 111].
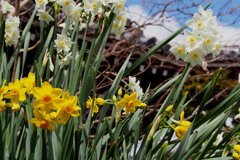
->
[4, 79, 27, 111]
[173, 111, 192, 141]
[86, 96, 105, 117]
[116, 92, 146, 115]
[30, 82, 80, 130]
[232, 144, 240, 160]
[0, 80, 9, 112]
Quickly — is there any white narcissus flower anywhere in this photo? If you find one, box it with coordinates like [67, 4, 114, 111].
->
[83, 0, 103, 16]
[170, 41, 187, 61]
[211, 43, 222, 57]
[112, 0, 126, 14]
[54, 34, 73, 53]
[0, 1, 15, 14]
[185, 47, 205, 66]
[70, 3, 82, 21]
[184, 30, 203, 50]
[37, 10, 54, 24]
[60, 53, 73, 67]
[5, 16, 20, 32]
[200, 31, 219, 52]
[57, 0, 76, 13]
[35, 0, 48, 10]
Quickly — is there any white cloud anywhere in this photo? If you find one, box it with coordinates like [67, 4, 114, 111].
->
[127, 5, 240, 46]
[218, 25, 240, 46]
[126, 5, 180, 42]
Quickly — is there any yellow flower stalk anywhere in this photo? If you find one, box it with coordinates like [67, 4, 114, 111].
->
[116, 92, 146, 115]
[32, 82, 62, 110]
[4, 79, 27, 111]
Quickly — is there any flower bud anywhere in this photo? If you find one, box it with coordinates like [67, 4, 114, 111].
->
[166, 105, 173, 112]
[96, 98, 105, 106]
[118, 88, 122, 96]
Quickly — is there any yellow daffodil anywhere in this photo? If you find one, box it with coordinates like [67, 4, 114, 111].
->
[55, 92, 81, 124]
[174, 111, 192, 141]
[117, 92, 146, 115]
[232, 152, 240, 160]
[86, 97, 105, 117]
[21, 72, 36, 94]
[29, 109, 55, 131]
[4, 79, 27, 111]
[32, 82, 62, 110]
[234, 145, 240, 153]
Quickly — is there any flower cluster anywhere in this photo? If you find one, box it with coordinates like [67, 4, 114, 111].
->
[128, 76, 144, 100]
[83, 0, 127, 39]
[2, 73, 35, 111]
[0, 73, 80, 131]
[0, 1, 20, 46]
[4, 16, 20, 46]
[174, 111, 192, 141]
[86, 97, 105, 117]
[170, 6, 222, 66]
[30, 82, 80, 131]
[0, 0, 15, 14]
[232, 145, 240, 160]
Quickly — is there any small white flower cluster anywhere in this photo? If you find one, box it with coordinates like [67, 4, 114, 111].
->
[54, 34, 73, 67]
[83, 0, 127, 39]
[0, 1, 20, 47]
[170, 6, 222, 66]
[4, 17, 20, 46]
[0, 0, 15, 14]
[128, 76, 144, 100]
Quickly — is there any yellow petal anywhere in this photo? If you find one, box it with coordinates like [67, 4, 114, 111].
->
[117, 100, 128, 108]
[129, 92, 137, 100]
[52, 88, 62, 98]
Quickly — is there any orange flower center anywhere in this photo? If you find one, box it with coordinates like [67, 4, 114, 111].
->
[42, 94, 52, 104]
[40, 120, 49, 129]
[11, 89, 19, 95]
[128, 101, 135, 108]
[64, 105, 73, 113]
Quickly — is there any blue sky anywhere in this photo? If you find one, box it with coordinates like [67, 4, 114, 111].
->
[126, 0, 240, 28]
